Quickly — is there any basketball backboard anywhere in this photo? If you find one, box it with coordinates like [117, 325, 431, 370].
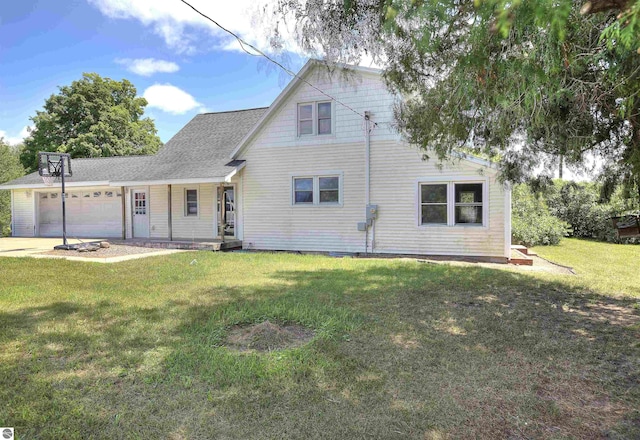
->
[38, 152, 72, 178]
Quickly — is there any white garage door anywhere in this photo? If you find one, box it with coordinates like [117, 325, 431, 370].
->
[38, 189, 122, 238]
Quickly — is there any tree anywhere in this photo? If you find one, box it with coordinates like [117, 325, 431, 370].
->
[20, 73, 162, 172]
[0, 140, 26, 236]
[263, 0, 640, 196]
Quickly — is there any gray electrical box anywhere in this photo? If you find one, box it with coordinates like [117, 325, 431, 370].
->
[366, 204, 378, 221]
[357, 222, 367, 231]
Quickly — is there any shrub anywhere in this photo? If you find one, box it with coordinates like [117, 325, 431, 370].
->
[511, 184, 568, 247]
[545, 182, 618, 242]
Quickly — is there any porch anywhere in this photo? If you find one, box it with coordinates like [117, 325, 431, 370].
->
[111, 238, 242, 251]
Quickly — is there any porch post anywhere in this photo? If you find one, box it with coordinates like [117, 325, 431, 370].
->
[121, 186, 126, 240]
[167, 184, 173, 241]
[218, 183, 225, 242]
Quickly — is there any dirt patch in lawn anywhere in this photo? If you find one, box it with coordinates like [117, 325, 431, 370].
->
[225, 321, 315, 352]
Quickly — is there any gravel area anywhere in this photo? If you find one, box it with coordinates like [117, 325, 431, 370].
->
[40, 244, 165, 259]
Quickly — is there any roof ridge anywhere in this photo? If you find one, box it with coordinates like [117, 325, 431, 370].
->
[71, 155, 154, 161]
[198, 107, 269, 115]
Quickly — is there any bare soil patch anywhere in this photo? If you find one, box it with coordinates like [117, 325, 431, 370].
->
[225, 321, 315, 352]
[41, 244, 162, 259]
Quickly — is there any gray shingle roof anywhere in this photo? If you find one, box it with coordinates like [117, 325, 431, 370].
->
[1, 107, 268, 188]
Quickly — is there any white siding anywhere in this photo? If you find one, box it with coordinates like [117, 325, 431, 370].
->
[171, 183, 215, 240]
[150, 185, 169, 239]
[241, 143, 365, 252]
[241, 67, 399, 153]
[239, 65, 508, 258]
[370, 140, 506, 258]
[11, 190, 35, 237]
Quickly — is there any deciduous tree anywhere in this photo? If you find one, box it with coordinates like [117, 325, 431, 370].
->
[0, 140, 25, 236]
[20, 73, 162, 172]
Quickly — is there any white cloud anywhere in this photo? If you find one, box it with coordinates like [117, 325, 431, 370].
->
[143, 84, 204, 115]
[115, 58, 180, 76]
[0, 126, 32, 145]
[87, 0, 299, 55]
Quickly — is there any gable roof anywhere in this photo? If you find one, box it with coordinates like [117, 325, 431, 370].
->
[0, 107, 268, 189]
[229, 59, 383, 159]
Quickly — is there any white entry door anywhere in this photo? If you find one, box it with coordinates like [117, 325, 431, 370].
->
[132, 189, 149, 238]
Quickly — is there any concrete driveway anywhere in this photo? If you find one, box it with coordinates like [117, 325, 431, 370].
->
[0, 237, 103, 257]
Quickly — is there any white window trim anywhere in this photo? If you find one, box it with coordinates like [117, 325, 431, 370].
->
[297, 101, 334, 137]
[416, 177, 489, 228]
[291, 172, 344, 207]
[184, 187, 200, 218]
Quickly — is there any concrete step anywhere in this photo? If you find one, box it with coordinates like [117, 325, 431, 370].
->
[509, 248, 533, 266]
[111, 239, 242, 251]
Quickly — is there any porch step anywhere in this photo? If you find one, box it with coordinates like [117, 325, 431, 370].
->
[509, 248, 533, 266]
[111, 239, 242, 251]
[511, 244, 537, 257]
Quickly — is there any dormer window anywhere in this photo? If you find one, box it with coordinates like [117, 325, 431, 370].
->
[298, 102, 332, 136]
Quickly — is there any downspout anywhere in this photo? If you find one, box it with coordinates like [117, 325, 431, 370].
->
[10, 190, 14, 236]
[364, 111, 372, 254]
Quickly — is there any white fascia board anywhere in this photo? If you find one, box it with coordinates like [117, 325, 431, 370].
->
[230, 60, 318, 160]
[109, 177, 226, 187]
[0, 181, 111, 190]
[224, 162, 246, 182]
[450, 150, 497, 169]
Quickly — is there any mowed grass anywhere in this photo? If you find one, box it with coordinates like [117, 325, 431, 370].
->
[0, 249, 639, 439]
[533, 238, 640, 297]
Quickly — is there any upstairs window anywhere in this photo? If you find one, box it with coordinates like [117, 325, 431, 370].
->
[298, 102, 332, 136]
[298, 104, 313, 135]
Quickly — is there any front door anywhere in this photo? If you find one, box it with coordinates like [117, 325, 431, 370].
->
[217, 185, 235, 238]
[132, 189, 149, 238]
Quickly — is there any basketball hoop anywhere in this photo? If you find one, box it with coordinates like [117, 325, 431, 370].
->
[42, 175, 55, 186]
[37, 152, 73, 248]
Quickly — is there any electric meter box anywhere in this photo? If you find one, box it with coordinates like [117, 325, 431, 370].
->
[366, 204, 378, 221]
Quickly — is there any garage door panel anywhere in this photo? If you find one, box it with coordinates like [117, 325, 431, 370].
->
[38, 190, 122, 238]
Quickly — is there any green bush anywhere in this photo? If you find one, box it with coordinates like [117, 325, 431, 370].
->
[545, 182, 618, 242]
[512, 184, 568, 247]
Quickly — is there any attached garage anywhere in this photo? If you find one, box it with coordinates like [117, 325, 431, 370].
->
[37, 188, 123, 238]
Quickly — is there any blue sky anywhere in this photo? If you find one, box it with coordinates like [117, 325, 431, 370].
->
[0, 0, 307, 144]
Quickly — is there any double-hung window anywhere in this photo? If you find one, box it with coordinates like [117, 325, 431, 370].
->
[298, 102, 333, 136]
[293, 174, 341, 205]
[419, 181, 486, 226]
[185, 189, 198, 216]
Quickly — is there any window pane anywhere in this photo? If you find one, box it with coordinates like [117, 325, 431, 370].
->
[318, 118, 331, 135]
[422, 205, 447, 224]
[186, 190, 197, 202]
[299, 104, 312, 120]
[320, 190, 339, 203]
[455, 183, 482, 203]
[318, 102, 331, 118]
[455, 206, 482, 224]
[299, 120, 313, 135]
[295, 191, 313, 204]
[421, 184, 447, 203]
[294, 178, 313, 191]
[319, 176, 339, 190]
[188, 203, 198, 215]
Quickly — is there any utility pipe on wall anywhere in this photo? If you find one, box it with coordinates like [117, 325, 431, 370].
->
[364, 111, 371, 254]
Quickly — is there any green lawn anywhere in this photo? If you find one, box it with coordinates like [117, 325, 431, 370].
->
[1, 248, 639, 439]
[533, 238, 640, 298]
